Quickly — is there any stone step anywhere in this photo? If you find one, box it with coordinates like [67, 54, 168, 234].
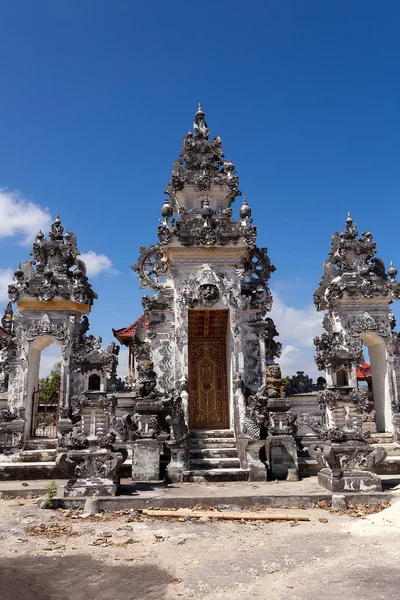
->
[0, 462, 62, 481]
[370, 432, 394, 444]
[371, 443, 400, 456]
[189, 438, 237, 448]
[190, 430, 234, 439]
[190, 448, 238, 459]
[183, 468, 249, 482]
[18, 449, 58, 463]
[24, 438, 58, 450]
[190, 458, 241, 469]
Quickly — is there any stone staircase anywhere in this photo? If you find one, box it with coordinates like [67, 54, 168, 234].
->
[183, 430, 249, 482]
[0, 438, 60, 480]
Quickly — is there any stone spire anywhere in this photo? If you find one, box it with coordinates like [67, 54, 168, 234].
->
[7, 215, 98, 307]
[314, 213, 400, 310]
[166, 104, 241, 206]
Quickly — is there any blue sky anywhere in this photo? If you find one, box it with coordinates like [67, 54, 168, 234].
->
[1, 1, 399, 378]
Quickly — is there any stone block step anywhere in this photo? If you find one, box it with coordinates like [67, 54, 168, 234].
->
[0, 461, 62, 481]
[18, 449, 58, 463]
[371, 443, 400, 456]
[183, 468, 249, 482]
[190, 448, 238, 459]
[190, 430, 234, 439]
[370, 432, 394, 444]
[24, 439, 58, 450]
[190, 438, 237, 449]
[190, 458, 240, 469]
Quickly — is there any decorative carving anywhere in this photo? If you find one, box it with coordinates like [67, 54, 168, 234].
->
[8, 216, 97, 307]
[132, 245, 170, 290]
[295, 413, 324, 436]
[136, 358, 158, 399]
[162, 395, 189, 444]
[314, 213, 399, 310]
[166, 104, 241, 204]
[266, 364, 286, 398]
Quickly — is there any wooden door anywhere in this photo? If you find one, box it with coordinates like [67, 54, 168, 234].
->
[188, 310, 229, 429]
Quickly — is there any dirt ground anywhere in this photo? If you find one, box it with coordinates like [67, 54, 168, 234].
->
[0, 497, 399, 600]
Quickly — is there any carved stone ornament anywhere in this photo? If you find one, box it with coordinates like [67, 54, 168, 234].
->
[314, 213, 399, 310]
[132, 244, 170, 290]
[314, 330, 363, 371]
[162, 395, 189, 444]
[346, 312, 390, 339]
[198, 283, 219, 307]
[166, 104, 241, 204]
[18, 314, 72, 343]
[8, 216, 97, 306]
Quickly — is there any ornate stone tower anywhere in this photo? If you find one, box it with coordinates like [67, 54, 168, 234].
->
[0, 216, 126, 495]
[129, 105, 283, 481]
[311, 213, 400, 491]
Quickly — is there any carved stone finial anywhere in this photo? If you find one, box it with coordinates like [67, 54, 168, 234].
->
[388, 260, 397, 281]
[161, 198, 173, 223]
[193, 103, 209, 139]
[240, 196, 252, 222]
[49, 214, 64, 241]
[200, 198, 213, 222]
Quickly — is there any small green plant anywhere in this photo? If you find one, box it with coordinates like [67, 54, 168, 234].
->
[45, 481, 58, 508]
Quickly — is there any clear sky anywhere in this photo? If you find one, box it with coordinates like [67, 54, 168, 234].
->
[1, 1, 399, 378]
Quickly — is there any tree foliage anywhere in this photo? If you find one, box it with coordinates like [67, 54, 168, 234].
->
[38, 362, 61, 405]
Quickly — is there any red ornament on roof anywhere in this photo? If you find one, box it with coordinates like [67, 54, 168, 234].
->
[112, 315, 147, 345]
[356, 361, 371, 380]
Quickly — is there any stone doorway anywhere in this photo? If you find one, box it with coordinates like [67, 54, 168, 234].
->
[27, 336, 62, 440]
[362, 332, 391, 433]
[188, 309, 229, 430]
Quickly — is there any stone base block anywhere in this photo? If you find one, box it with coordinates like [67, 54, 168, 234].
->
[266, 435, 298, 480]
[132, 439, 160, 481]
[64, 477, 118, 497]
[246, 440, 267, 482]
[318, 468, 382, 493]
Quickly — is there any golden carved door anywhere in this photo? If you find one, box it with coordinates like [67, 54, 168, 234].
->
[188, 310, 229, 429]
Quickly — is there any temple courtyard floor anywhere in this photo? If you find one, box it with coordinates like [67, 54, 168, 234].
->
[1, 477, 400, 600]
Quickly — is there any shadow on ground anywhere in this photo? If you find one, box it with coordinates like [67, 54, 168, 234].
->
[0, 555, 173, 600]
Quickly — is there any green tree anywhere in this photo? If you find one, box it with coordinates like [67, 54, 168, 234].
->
[38, 362, 61, 405]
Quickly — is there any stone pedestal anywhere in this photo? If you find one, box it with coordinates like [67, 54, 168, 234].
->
[64, 476, 118, 497]
[165, 442, 188, 483]
[318, 468, 382, 492]
[309, 438, 386, 493]
[56, 437, 126, 497]
[0, 417, 25, 453]
[266, 434, 298, 480]
[246, 440, 267, 481]
[132, 439, 160, 481]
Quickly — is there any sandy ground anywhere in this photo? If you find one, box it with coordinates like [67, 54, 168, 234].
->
[0, 497, 399, 600]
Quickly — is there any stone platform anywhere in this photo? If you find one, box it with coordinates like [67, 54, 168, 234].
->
[0, 476, 398, 509]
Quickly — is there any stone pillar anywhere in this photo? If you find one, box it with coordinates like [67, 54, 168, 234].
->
[246, 440, 267, 481]
[165, 442, 188, 483]
[132, 439, 160, 481]
[266, 435, 298, 480]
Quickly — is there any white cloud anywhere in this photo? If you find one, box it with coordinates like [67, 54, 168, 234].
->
[0, 268, 13, 303]
[270, 290, 323, 348]
[0, 189, 51, 245]
[117, 346, 129, 379]
[269, 290, 324, 380]
[79, 251, 115, 277]
[279, 344, 321, 380]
